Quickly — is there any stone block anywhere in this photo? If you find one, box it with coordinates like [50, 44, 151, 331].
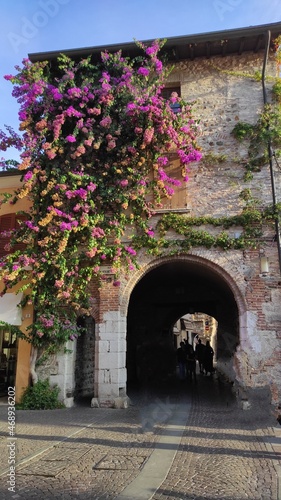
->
[113, 396, 130, 409]
[91, 397, 99, 408]
[64, 396, 74, 408]
[99, 351, 119, 369]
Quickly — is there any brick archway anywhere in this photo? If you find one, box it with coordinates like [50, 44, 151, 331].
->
[122, 253, 247, 389]
[121, 253, 247, 316]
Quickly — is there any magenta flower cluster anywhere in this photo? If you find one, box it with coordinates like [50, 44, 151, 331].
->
[0, 38, 201, 349]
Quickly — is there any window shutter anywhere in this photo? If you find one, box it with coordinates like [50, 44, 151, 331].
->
[0, 214, 15, 257]
[159, 155, 187, 210]
[0, 213, 27, 257]
[14, 215, 27, 253]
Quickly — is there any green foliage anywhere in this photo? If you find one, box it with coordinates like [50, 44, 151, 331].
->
[273, 35, 281, 65]
[210, 64, 264, 81]
[232, 101, 281, 179]
[230, 40, 281, 180]
[146, 206, 268, 254]
[263, 202, 281, 223]
[231, 122, 254, 141]
[272, 80, 281, 103]
[202, 152, 227, 166]
[18, 379, 64, 410]
[253, 71, 263, 82]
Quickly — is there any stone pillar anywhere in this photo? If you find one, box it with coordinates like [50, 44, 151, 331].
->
[49, 340, 77, 407]
[93, 310, 128, 408]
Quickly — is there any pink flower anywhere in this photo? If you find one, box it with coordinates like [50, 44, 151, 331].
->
[165, 186, 175, 196]
[126, 103, 136, 113]
[66, 135, 76, 142]
[84, 138, 93, 146]
[87, 182, 96, 192]
[100, 116, 112, 128]
[60, 222, 72, 231]
[19, 111, 27, 121]
[86, 248, 97, 258]
[88, 107, 101, 115]
[134, 127, 143, 134]
[143, 127, 154, 145]
[155, 60, 163, 73]
[24, 171, 33, 181]
[46, 150, 56, 159]
[127, 146, 137, 155]
[157, 156, 169, 166]
[119, 179, 128, 187]
[51, 89, 63, 100]
[67, 87, 82, 98]
[25, 221, 39, 232]
[107, 139, 116, 150]
[65, 106, 83, 118]
[76, 145, 86, 155]
[125, 246, 136, 256]
[91, 227, 105, 238]
[138, 67, 150, 77]
[55, 279, 64, 288]
[146, 43, 159, 56]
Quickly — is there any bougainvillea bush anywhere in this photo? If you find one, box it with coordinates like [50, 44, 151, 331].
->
[0, 39, 201, 371]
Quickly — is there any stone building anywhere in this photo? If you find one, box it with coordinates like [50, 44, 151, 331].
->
[1, 22, 281, 409]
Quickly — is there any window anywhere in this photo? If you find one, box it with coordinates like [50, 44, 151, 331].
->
[161, 85, 181, 114]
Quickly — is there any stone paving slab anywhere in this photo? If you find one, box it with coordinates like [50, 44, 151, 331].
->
[0, 377, 279, 499]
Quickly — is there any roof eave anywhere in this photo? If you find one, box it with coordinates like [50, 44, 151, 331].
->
[29, 22, 281, 63]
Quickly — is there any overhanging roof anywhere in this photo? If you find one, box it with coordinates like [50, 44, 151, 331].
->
[29, 22, 281, 63]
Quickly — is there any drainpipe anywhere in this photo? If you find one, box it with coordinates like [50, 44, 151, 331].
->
[262, 29, 281, 276]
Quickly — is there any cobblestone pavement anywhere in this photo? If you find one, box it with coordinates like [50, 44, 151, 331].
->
[151, 378, 281, 500]
[0, 374, 280, 499]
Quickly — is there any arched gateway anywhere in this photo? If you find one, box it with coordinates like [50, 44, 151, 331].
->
[92, 254, 266, 408]
[126, 257, 243, 389]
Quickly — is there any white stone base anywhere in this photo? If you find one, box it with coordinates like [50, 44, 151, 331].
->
[91, 398, 100, 408]
[90, 396, 130, 409]
[64, 396, 75, 408]
[241, 400, 251, 410]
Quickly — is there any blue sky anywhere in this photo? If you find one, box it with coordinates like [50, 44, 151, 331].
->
[0, 0, 281, 162]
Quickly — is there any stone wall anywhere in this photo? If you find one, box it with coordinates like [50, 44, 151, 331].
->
[74, 315, 95, 399]
[74, 49, 281, 408]
[117, 50, 281, 405]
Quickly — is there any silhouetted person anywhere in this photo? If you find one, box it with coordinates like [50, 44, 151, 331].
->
[185, 341, 196, 382]
[195, 338, 205, 374]
[176, 341, 187, 380]
[203, 340, 214, 376]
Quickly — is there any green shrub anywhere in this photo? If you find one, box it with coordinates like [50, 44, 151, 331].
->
[19, 379, 64, 410]
[231, 122, 254, 141]
[272, 80, 281, 103]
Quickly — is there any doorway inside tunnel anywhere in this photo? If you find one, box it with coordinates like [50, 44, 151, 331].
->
[126, 259, 240, 390]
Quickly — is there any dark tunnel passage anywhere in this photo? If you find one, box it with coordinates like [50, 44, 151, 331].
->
[126, 260, 239, 390]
